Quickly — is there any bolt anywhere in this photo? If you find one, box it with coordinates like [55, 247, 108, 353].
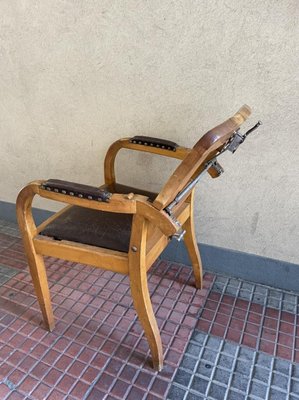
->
[131, 246, 137, 252]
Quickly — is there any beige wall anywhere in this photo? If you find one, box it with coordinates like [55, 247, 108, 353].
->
[1, 1, 298, 263]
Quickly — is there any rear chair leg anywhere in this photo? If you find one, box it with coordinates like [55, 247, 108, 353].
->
[183, 191, 203, 289]
[129, 215, 163, 371]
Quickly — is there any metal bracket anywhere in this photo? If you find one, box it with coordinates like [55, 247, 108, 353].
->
[227, 120, 262, 153]
[210, 159, 224, 175]
[166, 212, 186, 241]
[172, 229, 186, 241]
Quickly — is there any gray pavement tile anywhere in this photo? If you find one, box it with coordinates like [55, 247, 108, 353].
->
[249, 381, 268, 398]
[235, 360, 252, 375]
[252, 366, 271, 383]
[215, 276, 228, 284]
[290, 379, 299, 395]
[284, 293, 297, 303]
[292, 364, 299, 379]
[196, 361, 214, 378]
[230, 372, 250, 392]
[268, 388, 289, 400]
[222, 342, 238, 357]
[174, 368, 192, 388]
[282, 301, 297, 313]
[226, 285, 239, 296]
[227, 390, 247, 400]
[255, 352, 272, 369]
[238, 347, 255, 363]
[218, 354, 234, 370]
[239, 289, 252, 300]
[273, 358, 291, 376]
[181, 355, 198, 373]
[167, 385, 187, 400]
[186, 392, 206, 400]
[191, 331, 208, 346]
[213, 367, 231, 385]
[190, 375, 209, 394]
[205, 336, 222, 351]
[254, 286, 268, 295]
[272, 371, 289, 391]
[186, 342, 202, 358]
[268, 289, 282, 299]
[201, 348, 218, 364]
[208, 382, 227, 400]
[229, 279, 240, 288]
[267, 297, 281, 308]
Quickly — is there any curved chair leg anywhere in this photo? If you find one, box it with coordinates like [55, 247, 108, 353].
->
[16, 184, 55, 331]
[183, 191, 203, 289]
[129, 215, 163, 371]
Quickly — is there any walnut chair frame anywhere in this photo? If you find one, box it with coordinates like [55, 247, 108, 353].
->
[17, 105, 252, 371]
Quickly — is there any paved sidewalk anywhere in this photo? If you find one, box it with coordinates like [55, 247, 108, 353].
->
[0, 218, 298, 399]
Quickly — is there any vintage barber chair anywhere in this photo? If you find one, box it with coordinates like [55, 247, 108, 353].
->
[17, 105, 261, 370]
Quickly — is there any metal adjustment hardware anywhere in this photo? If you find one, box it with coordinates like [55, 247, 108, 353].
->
[165, 157, 218, 215]
[165, 211, 186, 242]
[210, 159, 224, 175]
[172, 228, 186, 242]
[227, 120, 262, 153]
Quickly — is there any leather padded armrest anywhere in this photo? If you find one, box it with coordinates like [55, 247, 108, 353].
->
[41, 179, 112, 202]
[130, 136, 178, 152]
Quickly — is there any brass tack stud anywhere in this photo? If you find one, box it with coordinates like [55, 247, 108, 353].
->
[131, 246, 137, 252]
[78, 194, 83, 198]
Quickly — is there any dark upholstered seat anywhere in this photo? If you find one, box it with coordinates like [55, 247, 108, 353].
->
[40, 184, 157, 252]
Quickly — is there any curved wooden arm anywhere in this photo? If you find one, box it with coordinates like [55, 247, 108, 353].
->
[16, 180, 178, 238]
[104, 138, 191, 187]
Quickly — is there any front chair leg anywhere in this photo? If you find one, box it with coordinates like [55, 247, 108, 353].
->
[27, 252, 55, 331]
[129, 215, 163, 371]
[16, 184, 55, 331]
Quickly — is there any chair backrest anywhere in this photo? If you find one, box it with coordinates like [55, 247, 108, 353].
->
[153, 105, 251, 210]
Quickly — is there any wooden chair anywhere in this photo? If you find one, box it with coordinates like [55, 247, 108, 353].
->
[17, 105, 257, 370]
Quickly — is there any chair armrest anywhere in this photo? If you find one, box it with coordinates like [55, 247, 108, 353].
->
[129, 136, 178, 152]
[104, 137, 191, 186]
[41, 179, 112, 202]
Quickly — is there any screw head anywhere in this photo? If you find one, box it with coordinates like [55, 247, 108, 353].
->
[131, 246, 137, 252]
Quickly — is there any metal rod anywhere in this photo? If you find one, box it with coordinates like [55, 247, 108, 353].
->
[165, 158, 216, 214]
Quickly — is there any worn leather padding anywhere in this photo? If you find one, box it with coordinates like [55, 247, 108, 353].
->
[40, 184, 157, 252]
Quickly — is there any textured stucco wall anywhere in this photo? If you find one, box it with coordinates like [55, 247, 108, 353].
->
[0, 1, 298, 263]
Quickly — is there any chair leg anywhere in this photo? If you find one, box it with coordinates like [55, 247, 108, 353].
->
[16, 184, 55, 331]
[183, 215, 203, 289]
[27, 252, 55, 331]
[129, 215, 163, 371]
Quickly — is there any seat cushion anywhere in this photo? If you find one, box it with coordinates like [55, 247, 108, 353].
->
[40, 184, 158, 252]
[40, 206, 133, 252]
